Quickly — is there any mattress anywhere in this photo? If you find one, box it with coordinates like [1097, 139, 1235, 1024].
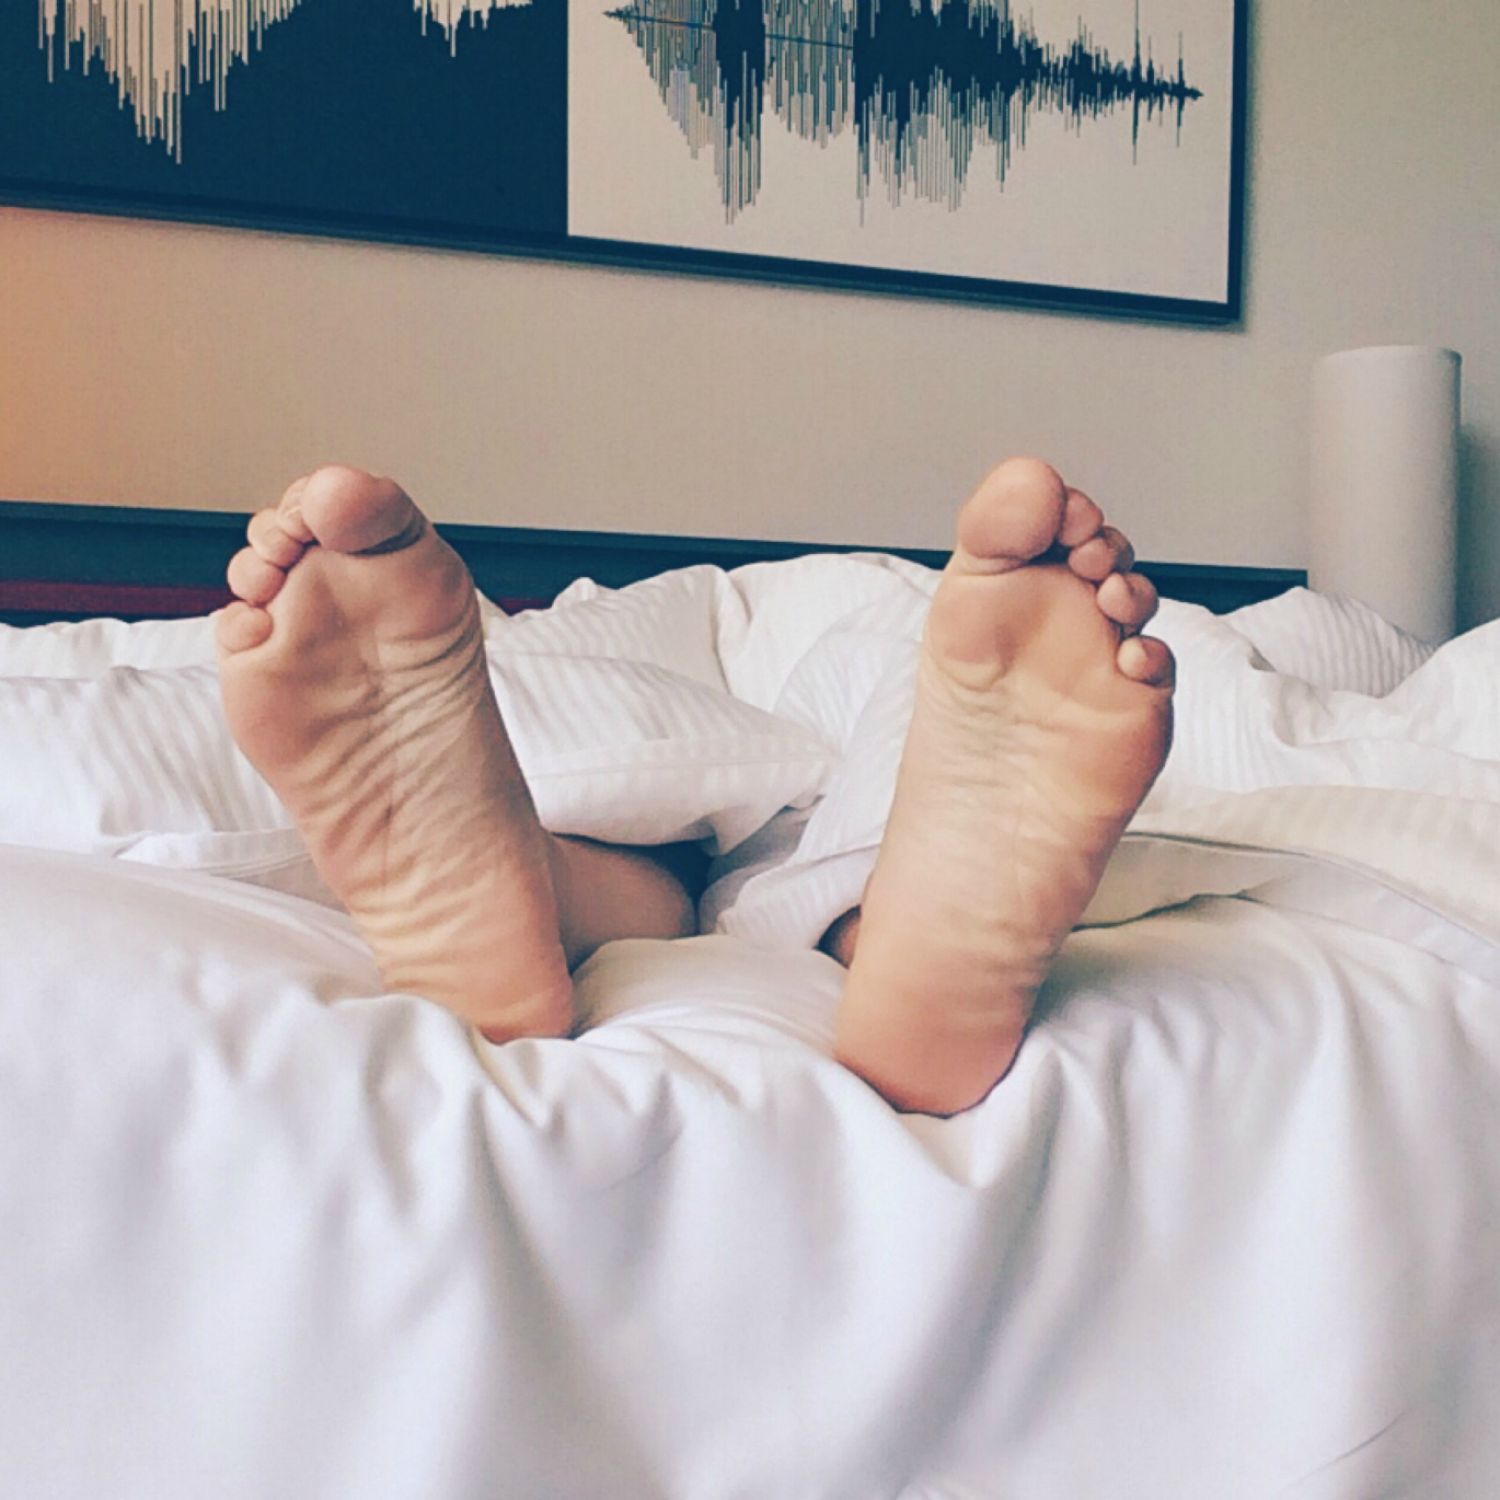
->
[2, 556, 1498, 1497]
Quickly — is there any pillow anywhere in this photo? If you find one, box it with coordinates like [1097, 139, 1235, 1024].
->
[0, 613, 217, 679]
[0, 652, 833, 856]
[0, 592, 513, 680]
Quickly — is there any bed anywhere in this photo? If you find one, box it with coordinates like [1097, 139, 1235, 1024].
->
[2, 506, 1498, 1498]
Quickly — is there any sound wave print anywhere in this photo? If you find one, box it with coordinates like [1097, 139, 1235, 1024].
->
[36, 0, 530, 161]
[416, 0, 534, 53]
[606, 0, 1203, 221]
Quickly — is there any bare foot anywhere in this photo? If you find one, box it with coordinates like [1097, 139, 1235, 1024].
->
[216, 466, 573, 1041]
[832, 458, 1176, 1115]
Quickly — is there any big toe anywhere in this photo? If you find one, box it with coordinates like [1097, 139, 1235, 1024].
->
[954, 457, 1070, 571]
[295, 465, 427, 556]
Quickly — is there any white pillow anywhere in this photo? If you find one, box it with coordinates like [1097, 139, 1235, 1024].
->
[0, 592, 512, 681]
[0, 613, 217, 678]
[0, 578, 839, 877]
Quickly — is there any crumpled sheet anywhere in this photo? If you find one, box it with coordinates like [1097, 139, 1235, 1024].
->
[1, 559, 1498, 1497]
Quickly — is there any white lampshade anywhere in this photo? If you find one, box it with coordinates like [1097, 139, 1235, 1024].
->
[1309, 345, 1461, 644]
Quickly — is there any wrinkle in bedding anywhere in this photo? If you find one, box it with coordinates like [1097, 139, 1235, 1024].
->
[1, 558, 1499, 1496]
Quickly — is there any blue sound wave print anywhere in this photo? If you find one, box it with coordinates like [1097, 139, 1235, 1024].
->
[8, 0, 568, 240]
[35, 0, 530, 160]
[605, 0, 1202, 220]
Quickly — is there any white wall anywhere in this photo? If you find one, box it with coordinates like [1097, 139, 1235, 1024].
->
[3, 0, 1497, 626]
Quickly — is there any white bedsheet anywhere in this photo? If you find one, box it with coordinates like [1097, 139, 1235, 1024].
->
[2, 561, 1499, 1497]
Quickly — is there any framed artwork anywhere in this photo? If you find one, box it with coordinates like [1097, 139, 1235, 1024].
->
[1, 0, 1246, 321]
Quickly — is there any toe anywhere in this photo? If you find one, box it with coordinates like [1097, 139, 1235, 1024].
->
[215, 600, 274, 654]
[954, 457, 1069, 573]
[1057, 487, 1105, 548]
[1118, 634, 1176, 688]
[1068, 525, 1135, 583]
[247, 507, 308, 569]
[273, 476, 316, 545]
[1097, 570, 1159, 633]
[297, 465, 427, 556]
[227, 546, 288, 607]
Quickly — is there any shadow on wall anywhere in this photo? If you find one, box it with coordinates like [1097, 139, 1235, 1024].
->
[1458, 428, 1500, 632]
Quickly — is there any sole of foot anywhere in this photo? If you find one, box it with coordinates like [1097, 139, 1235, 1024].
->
[833, 457, 1176, 1115]
[216, 465, 574, 1042]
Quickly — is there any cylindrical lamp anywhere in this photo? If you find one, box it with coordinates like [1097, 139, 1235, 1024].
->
[1309, 345, 1461, 644]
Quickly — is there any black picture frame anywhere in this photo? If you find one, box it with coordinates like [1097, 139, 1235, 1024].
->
[1, 0, 1247, 323]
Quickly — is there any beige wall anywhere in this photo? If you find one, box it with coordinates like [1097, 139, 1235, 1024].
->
[3, 0, 1497, 626]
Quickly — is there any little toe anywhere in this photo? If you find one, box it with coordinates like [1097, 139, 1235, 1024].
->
[247, 508, 308, 569]
[227, 545, 288, 607]
[954, 457, 1069, 572]
[1057, 487, 1105, 548]
[1118, 634, 1176, 687]
[1069, 525, 1135, 583]
[1097, 570, 1159, 633]
[215, 600, 274, 654]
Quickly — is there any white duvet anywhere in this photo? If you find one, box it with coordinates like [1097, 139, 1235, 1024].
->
[2, 557, 1498, 1499]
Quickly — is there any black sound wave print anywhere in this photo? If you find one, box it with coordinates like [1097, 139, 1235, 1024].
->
[605, 0, 1203, 220]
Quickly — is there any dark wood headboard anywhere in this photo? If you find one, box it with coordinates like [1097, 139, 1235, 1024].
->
[0, 499, 1304, 626]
